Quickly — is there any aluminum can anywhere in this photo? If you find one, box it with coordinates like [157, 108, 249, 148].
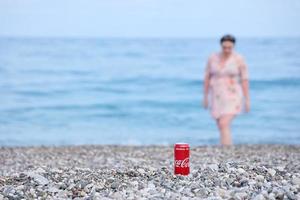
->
[174, 143, 190, 175]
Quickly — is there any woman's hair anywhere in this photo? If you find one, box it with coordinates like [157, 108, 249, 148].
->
[220, 34, 236, 44]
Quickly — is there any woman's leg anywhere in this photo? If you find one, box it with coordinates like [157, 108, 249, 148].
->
[216, 114, 235, 146]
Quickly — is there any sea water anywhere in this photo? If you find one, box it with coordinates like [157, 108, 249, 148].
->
[0, 37, 299, 146]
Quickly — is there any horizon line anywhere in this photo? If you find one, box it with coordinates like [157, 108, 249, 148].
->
[1, 35, 300, 40]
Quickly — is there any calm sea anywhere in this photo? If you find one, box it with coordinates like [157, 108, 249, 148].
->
[0, 37, 299, 146]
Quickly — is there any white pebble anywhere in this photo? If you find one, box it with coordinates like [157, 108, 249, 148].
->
[26, 172, 49, 186]
[267, 169, 276, 176]
[237, 168, 246, 174]
[253, 194, 265, 200]
[208, 164, 219, 171]
[137, 168, 146, 174]
[292, 176, 300, 185]
[256, 175, 265, 182]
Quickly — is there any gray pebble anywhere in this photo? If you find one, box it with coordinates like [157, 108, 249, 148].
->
[0, 145, 299, 200]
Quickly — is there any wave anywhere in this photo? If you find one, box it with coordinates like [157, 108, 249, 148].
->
[104, 77, 300, 87]
[2, 103, 120, 114]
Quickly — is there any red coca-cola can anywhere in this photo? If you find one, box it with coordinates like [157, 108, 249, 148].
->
[174, 143, 190, 175]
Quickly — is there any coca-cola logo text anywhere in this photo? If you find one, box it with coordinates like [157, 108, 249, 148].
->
[175, 158, 189, 168]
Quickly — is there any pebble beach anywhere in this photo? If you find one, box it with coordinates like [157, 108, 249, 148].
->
[0, 145, 299, 200]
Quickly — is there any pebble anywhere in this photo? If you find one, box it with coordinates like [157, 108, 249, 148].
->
[111, 181, 119, 189]
[237, 168, 246, 174]
[148, 182, 155, 189]
[26, 172, 49, 185]
[137, 168, 146, 174]
[256, 175, 265, 182]
[216, 188, 229, 198]
[208, 164, 219, 171]
[3, 186, 15, 196]
[276, 166, 285, 172]
[47, 187, 60, 193]
[234, 192, 247, 200]
[267, 169, 276, 177]
[292, 176, 300, 185]
[253, 194, 265, 200]
[0, 145, 299, 199]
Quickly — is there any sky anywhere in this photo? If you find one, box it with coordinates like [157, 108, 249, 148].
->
[1, 0, 300, 38]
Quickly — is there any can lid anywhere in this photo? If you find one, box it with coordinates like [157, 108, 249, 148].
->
[174, 143, 189, 147]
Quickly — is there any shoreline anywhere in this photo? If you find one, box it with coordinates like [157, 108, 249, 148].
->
[1, 145, 299, 199]
[1, 143, 299, 148]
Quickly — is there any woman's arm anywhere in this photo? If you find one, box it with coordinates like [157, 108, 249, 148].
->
[203, 57, 211, 108]
[239, 56, 250, 112]
[242, 80, 250, 112]
[203, 74, 210, 108]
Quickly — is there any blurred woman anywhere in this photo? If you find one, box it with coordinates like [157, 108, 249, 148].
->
[203, 34, 250, 146]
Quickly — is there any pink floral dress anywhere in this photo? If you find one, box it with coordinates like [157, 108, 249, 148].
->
[205, 52, 248, 119]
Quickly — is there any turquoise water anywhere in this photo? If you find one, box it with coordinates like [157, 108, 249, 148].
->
[0, 37, 299, 146]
